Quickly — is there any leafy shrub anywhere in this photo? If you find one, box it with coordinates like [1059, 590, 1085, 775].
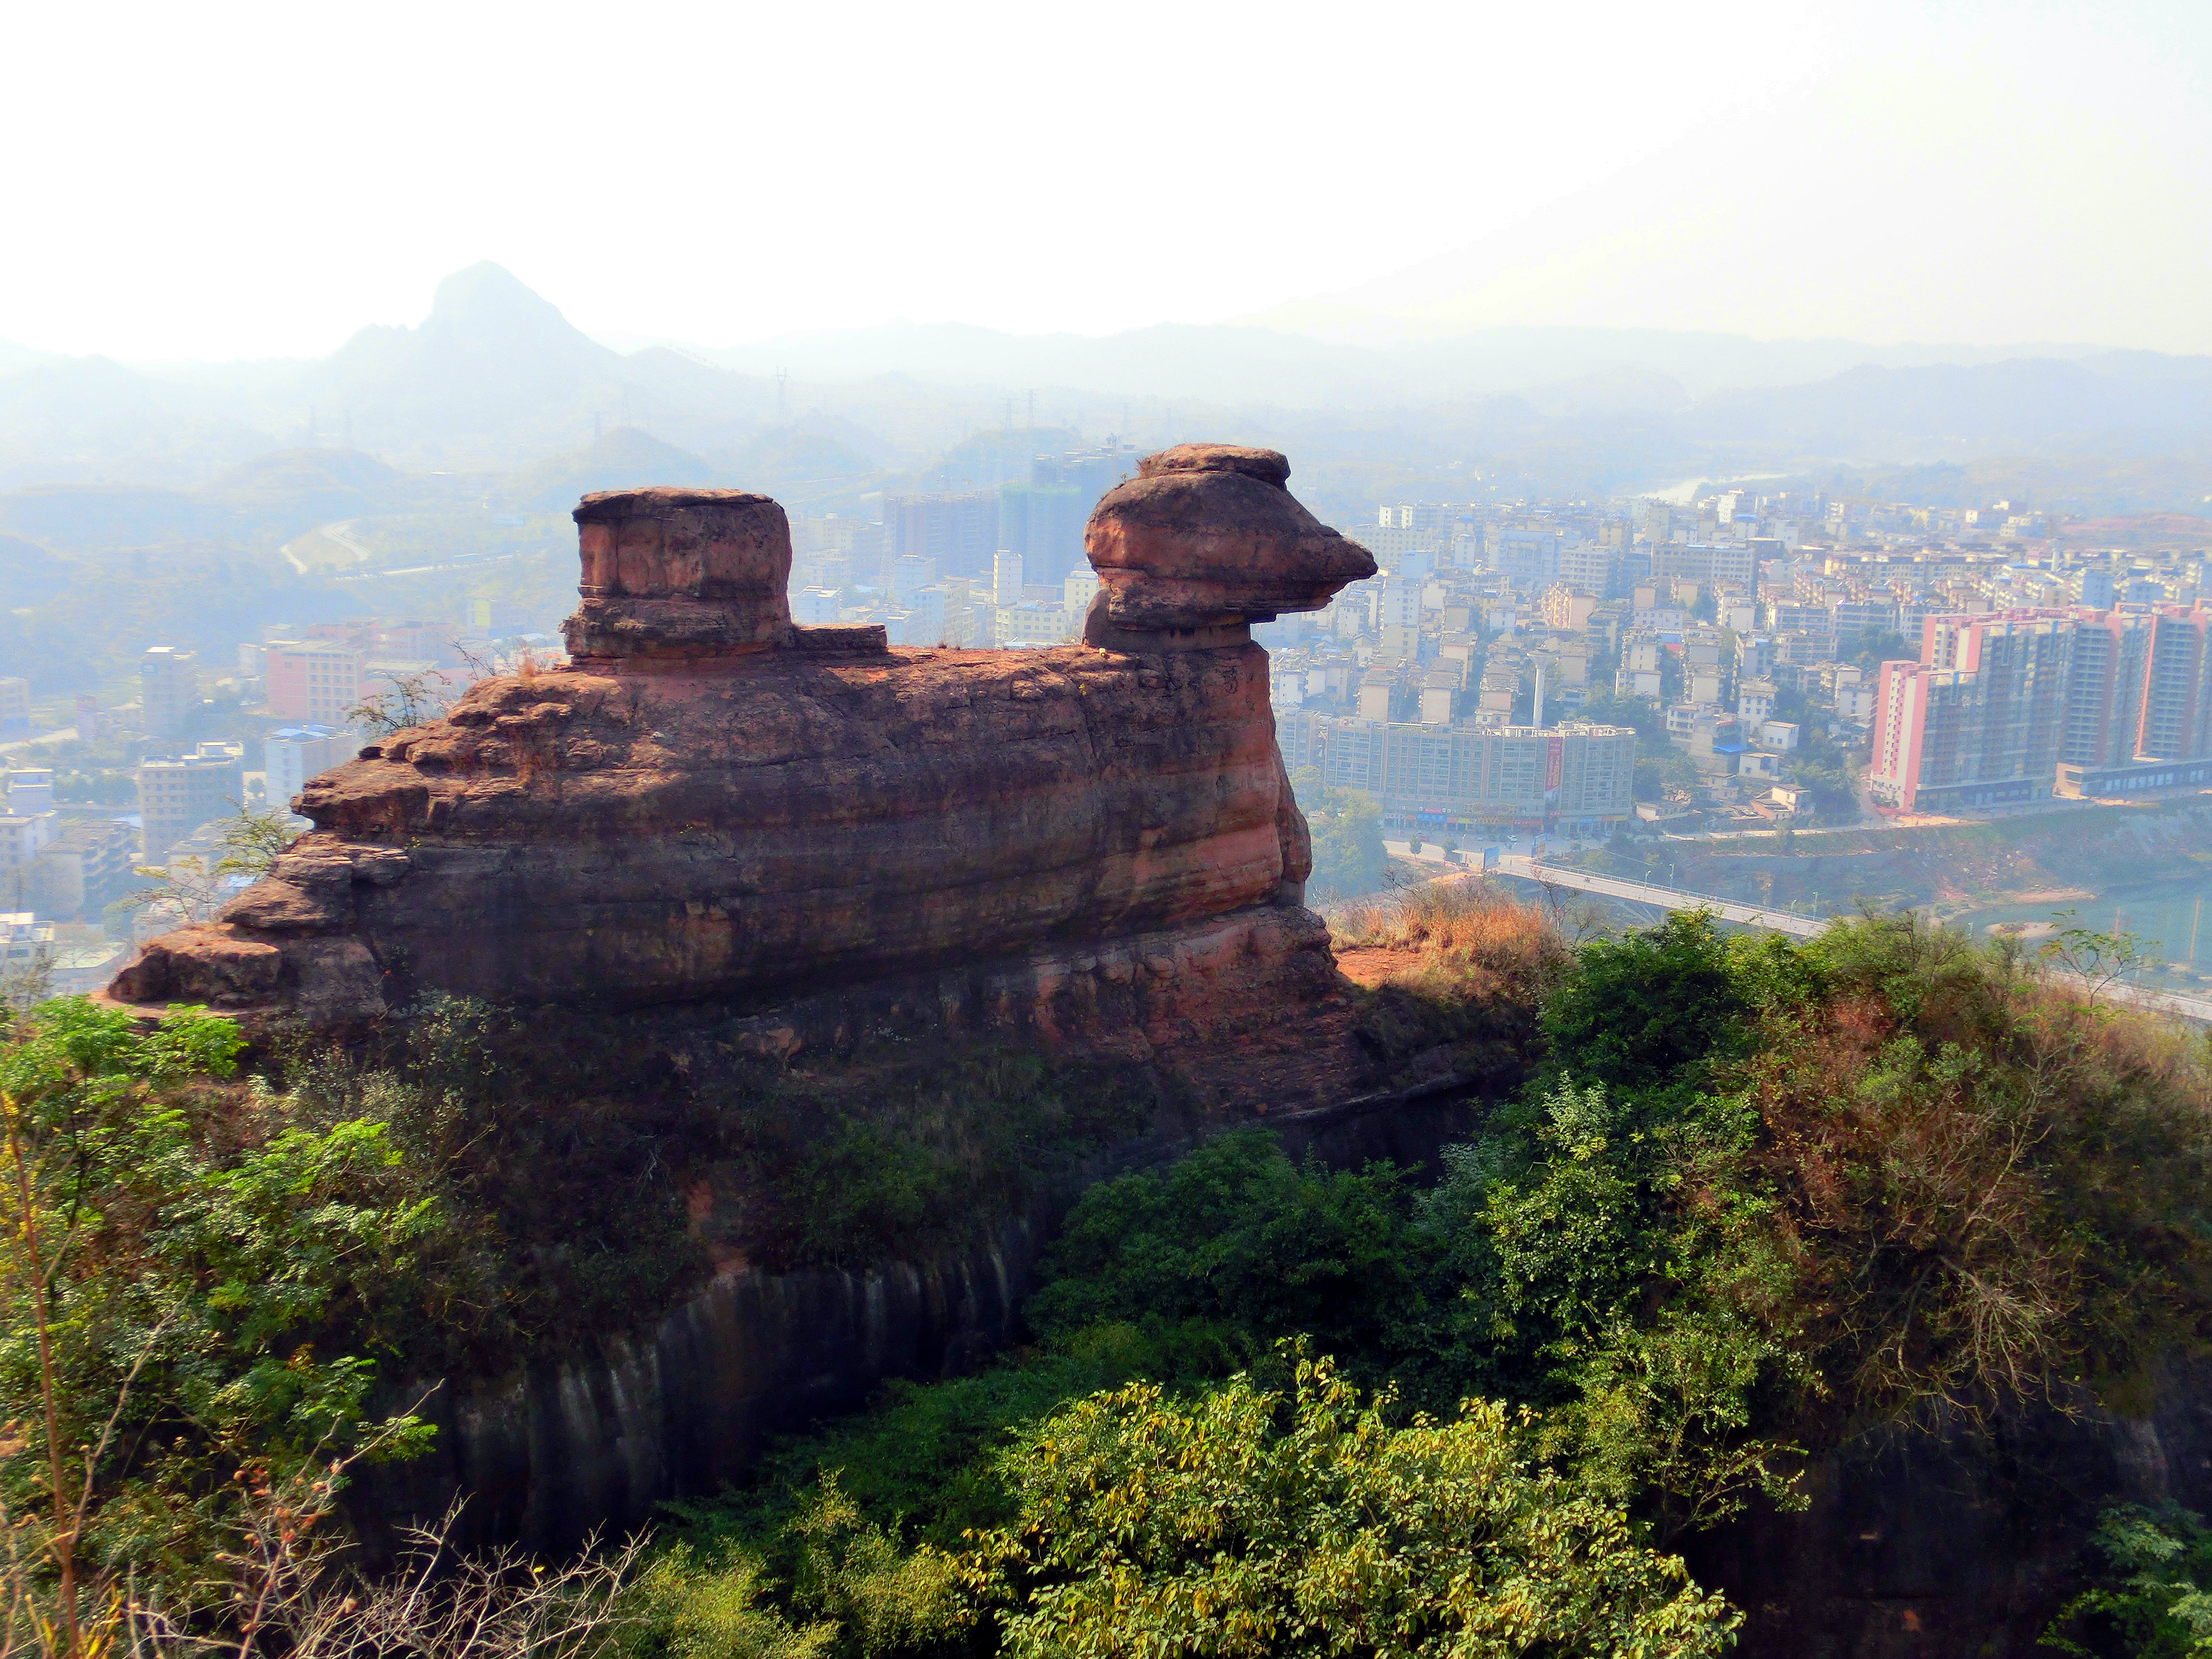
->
[2044, 1505, 2212, 1659]
[622, 1479, 972, 1659]
[731, 908, 2212, 1572]
[723, 1050, 1155, 1272]
[1748, 914, 2212, 1421]
[0, 997, 439, 1622]
[967, 1349, 1738, 1659]
[1022, 1129, 1440, 1379]
[277, 1001, 1158, 1373]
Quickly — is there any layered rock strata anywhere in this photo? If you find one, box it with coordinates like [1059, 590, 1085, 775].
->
[109, 447, 1376, 1099]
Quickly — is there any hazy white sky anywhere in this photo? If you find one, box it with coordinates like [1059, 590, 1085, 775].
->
[6, 0, 2208, 360]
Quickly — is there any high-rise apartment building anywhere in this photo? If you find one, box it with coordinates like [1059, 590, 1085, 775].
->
[890, 587, 948, 647]
[136, 741, 245, 863]
[2139, 607, 2212, 760]
[884, 492, 999, 584]
[1652, 541, 1758, 595]
[891, 555, 938, 607]
[1555, 541, 1620, 597]
[2062, 609, 2156, 767]
[139, 646, 199, 737]
[1873, 603, 2212, 812]
[264, 726, 355, 814]
[0, 677, 27, 735]
[1062, 568, 1100, 617]
[995, 446, 1134, 586]
[1872, 611, 2074, 813]
[1379, 505, 1443, 532]
[20, 819, 133, 919]
[264, 643, 364, 727]
[1376, 578, 1421, 659]
[1488, 529, 1561, 589]
[996, 485, 1090, 583]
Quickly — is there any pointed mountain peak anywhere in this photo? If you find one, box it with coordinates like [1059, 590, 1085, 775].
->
[427, 262, 578, 334]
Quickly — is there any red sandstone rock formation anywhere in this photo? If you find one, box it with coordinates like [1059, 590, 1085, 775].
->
[1082, 444, 1377, 647]
[565, 487, 797, 663]
[108, 447, 1376, 1101]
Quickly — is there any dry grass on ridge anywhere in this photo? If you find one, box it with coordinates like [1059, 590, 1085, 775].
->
[1326, 880, 1571, 1067]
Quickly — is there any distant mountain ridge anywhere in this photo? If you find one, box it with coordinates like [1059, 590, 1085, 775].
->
[3, 264, 2211, 512]
[1688, 357, 2212, 456]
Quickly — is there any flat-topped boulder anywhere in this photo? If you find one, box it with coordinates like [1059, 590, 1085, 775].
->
[564, 487, 799, 665]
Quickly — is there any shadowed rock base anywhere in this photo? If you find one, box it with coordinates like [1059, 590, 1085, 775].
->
[1685, 1359, 2212, 1659]
[349, 1209, 1052, 1558]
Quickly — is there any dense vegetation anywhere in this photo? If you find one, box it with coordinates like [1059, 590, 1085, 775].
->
[3, 897, 2209, 1654]
[632, 905, 2212, 1655]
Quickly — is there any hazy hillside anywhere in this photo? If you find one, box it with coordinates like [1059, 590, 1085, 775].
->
[1690, 356, 2212, 457]
[281, 264, 772, 468]
[0, 447, 469, 550]
[6, 264, 2212, 534]
[0, 354, 278, 489]
[0, 483, 238, 547]
[504, 426, 726, 513]
[705, 316, 2133, 409]
[0, 533, 70, 603]
[0, 338, 55, 377]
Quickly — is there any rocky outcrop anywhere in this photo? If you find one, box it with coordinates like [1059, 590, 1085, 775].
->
[352, 1210, 1049, 1556]
[563, 487, 798, 664]
[108, 448, 1377, 1102]
[1082, 444, 1377, 649]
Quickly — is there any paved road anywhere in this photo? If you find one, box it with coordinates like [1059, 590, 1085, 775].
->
[1488, 854, 2212, 1024]
[0, 725, 81, 759]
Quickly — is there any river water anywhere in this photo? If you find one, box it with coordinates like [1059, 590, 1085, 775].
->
[1949, 874, 2212, 991]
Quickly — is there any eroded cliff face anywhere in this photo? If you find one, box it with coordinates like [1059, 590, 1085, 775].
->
[351, 1210, 1050, 1557]
[109, 446, 1378, 1103]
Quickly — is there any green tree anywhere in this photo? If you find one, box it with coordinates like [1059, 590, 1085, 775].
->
[1577, 690, 1667, 745]
[2045, 1506, 2212, 1659]
[1537, 912, 1765, 1099]
[968, 1349, 1738, 1659]
[1023, 1130, 1439, 1385]
[0, 998, 436, 1637]
[1462, 1079, 1809, 1538]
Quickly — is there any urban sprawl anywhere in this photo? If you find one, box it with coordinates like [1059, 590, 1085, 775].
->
[4, 455, 2209, 991]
